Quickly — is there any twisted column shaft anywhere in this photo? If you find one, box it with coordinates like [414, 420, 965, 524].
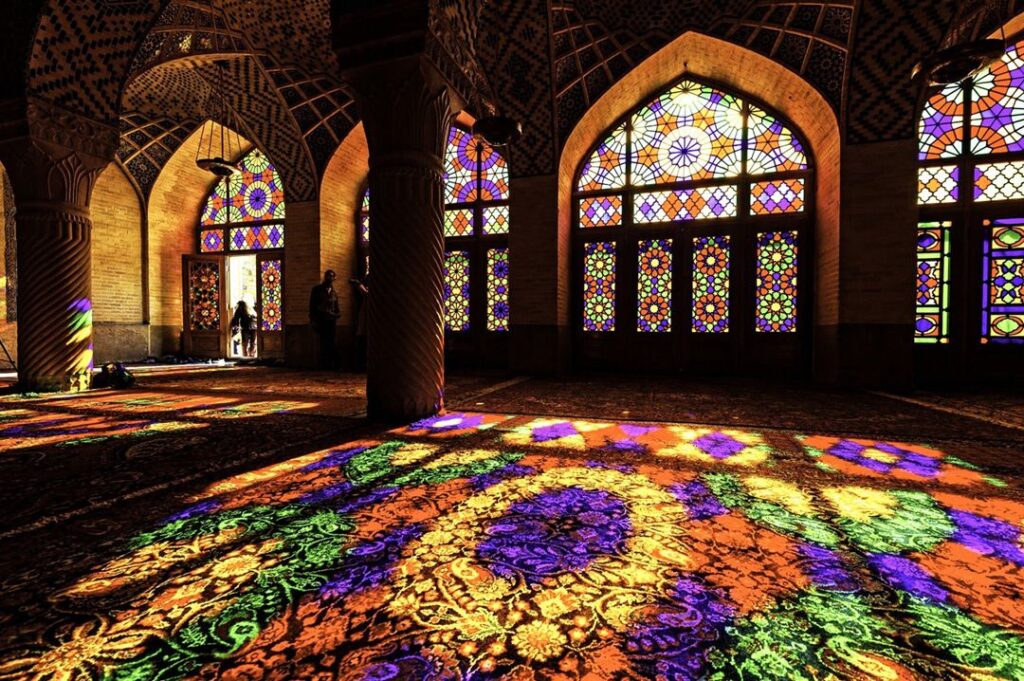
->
[16, 206, 93, 391]
[346, 56, 453, 422]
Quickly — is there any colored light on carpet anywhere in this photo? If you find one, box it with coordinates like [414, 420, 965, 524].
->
[3, 415, 1024, 680]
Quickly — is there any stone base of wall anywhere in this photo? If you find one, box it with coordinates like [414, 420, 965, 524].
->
[285, 324, 356, 370]
[510, 324, 570, 376]
[814, 323, 913, 389]
[150, 325, 183, 358]
[93, 323, 151, 364]
[0, 321, 16, 366]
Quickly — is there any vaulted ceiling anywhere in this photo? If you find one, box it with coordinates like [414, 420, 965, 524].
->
[6, 0, 1021, 200]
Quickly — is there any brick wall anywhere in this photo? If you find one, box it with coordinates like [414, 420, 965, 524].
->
[148, 124, 252, 354]
[92, 162, 144, 324]
[319, 123, 368, 328]
[0, 164, 14, 365]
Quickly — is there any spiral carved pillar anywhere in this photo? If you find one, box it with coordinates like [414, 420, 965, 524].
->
[1, 140, 106, 392]
[345, 57, 454, 421]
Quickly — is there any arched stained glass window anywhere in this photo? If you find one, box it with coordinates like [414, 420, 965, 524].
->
[917, 36, 1024, 346]
[574, 77, 811, 372]
[358, 126, 511, 340]
[199, 148, 287, 252]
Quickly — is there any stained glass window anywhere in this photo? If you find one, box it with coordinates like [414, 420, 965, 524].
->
[756, 231, 798, 333]
[188, 261, 220, 331]
[916, 222, 951, 344]
[637, 240, 672, 333]
[483, 206, 510, 235]
[260, 259, 283, 332]
[445, 209, 474, 237]
[575, 76, 811, 353]
[982, 218, 1024, 343]
[916, 36, 1024, 350]
[444, 251, 471, 332]
[202, 149, 286, 225]
[360, 189, 370, 243]
[487, 248, 510, 332]
[750, 179, 805, 215]
[229, 225, 285, 251]
[692, 236, 730, 333]
[634, 187, 737, 223]
[584, 242, 616, 332]
[198, 148, 286, 254]
[918, 166, 960, 205]
[631, 82, 745, 185]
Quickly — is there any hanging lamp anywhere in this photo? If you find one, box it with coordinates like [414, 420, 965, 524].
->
[912, 0, 1008, 86]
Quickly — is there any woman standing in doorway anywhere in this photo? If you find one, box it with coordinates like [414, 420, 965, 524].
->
[231, 300, 257, 358]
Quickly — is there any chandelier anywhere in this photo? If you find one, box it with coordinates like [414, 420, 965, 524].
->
[913, 0, 1008, 86]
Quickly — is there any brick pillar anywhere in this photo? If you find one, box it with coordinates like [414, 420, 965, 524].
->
[509, 174, 570, 374]
[828, 139, 917, 388]
[344, 56, 454, 421]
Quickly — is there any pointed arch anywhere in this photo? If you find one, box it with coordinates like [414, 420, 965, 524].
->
[559, 31, 841, 338]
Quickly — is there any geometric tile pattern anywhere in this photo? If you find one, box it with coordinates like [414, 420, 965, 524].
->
[634, 187, 739, 222]
[918, 166, 960, 205]
[751, 179, 806, 214]
[975, 161, 1024, 203]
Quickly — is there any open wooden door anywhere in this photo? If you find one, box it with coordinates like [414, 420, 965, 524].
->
[257, 253, 285, 359]
[182, 254, 226, 359]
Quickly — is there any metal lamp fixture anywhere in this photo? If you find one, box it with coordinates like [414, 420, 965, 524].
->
[913, 0, 1008, 86]
[472, 114, 523, 148]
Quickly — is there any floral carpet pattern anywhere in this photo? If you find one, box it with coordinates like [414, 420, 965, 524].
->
[0, 402, 1022, 680]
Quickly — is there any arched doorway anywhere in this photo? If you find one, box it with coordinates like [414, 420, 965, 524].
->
[184, 147, 286, 360]
[572, 76, 813, 375]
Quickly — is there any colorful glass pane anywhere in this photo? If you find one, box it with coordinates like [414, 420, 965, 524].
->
[746, 105, 808, 174]
[225, 149, 286, 223]
[578, 123, 628, 191]
[918, 81, 965, 160]
[445, 209, 475, 237]
[918, 166, 960, 205]
[478, 143, 510, 201]
[756, 231, 798, 333]
[229, 224, 285, 251]
[444, 251, 471, 332]
[982, 218, 1024, 343]
[445, 127, 477, 204]
[579, 195, 623, 228]
[361, 189, 370, 242]
[692, 236, 730, 333]
[200, 229, 224, 253]
[487, 248, 510, 332]
[630, 81, 744, 186]
[637, 239, 672, 333]
[633, 187, 737, 223]
[974, 161, 1024, 201]
[188, 261, 220, 331]
[971, 40, 1024, 155]
[260, 259, 283, 332]
[482, 205, 510, 235]
[750, 179, 806, 215]
[915, 222, 951, 344]
[583, 242, 615, 332]
[202, 179, 231, 225]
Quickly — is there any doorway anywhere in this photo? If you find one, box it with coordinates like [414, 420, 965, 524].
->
[226, 254, 258, 359]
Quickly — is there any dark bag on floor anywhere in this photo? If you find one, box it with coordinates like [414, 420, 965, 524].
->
[94, 362, 135, 389]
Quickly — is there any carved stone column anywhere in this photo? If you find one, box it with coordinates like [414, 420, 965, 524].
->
[346, 56, 454, 421]
[0, 104, 112, 392]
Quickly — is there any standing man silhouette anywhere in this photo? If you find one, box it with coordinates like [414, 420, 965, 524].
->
[309, 270, 340, 369]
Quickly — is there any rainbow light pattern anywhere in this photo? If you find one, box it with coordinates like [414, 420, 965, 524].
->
[444, 250, 471, 332]
[260, 259, 282, 332]
[692, 235, 730, 334]
[487, 248, 510, 332]
[756, 231, 798, 333]
[982, 217, 1024, 343]
[583, 242, 616, 332]
[916, 222, 951, 344]
[4, 405, 1022, 680]
[637, 239, 672, 333]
